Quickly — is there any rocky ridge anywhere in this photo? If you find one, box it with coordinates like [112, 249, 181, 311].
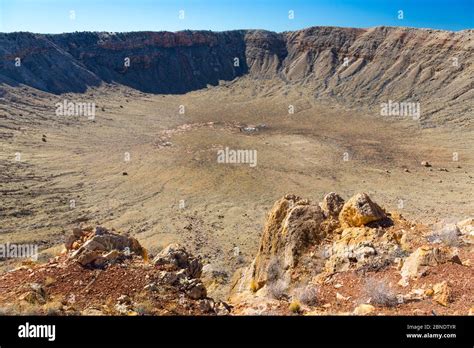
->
[228, 192, 473, 315]
[1, 27, 472, 126]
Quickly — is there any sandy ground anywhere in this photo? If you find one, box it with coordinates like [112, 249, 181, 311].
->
[0, 79, 472, 299]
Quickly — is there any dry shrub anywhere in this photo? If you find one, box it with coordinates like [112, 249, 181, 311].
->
[268, 279, 288, 300]
[267, 257, 283, 283]
[364, 278, 398, 307]
[295, 284, 319, 306]
[428, 224, 461, 247]
[289, 300, 301, 314]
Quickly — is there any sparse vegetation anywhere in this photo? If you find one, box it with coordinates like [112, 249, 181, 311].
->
[135, 300, 156, 315]
[427, 224, 461, 247]
[266, 257, 283, 283]
[294, 284, 319, 306]
[289, 300, 301, 314]
[268, 279, 288, 300]
[266, 257, 288, 299]
[363, 278, 398, 307]
[250, 279, 259, 293]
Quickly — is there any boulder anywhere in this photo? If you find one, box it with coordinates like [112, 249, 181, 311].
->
[320, 192, 345, 219]
[18, 283, 47, 305]
[76, 250, 101, 266]
[353, 304, 375, 315]
[399, 246, 461, 284]
[153, 244, 203, 278]
[339, 193, 386, 228]
[185, 280, 207, 300]
[67, 226, 146, 267]
[433, 281, 451, 306]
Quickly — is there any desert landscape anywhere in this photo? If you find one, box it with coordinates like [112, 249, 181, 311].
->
[0, 27, 472, 315]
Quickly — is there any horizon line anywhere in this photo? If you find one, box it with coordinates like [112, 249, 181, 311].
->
[1, 24, 472, 36]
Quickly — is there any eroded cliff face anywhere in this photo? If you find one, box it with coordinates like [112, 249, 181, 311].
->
[0, 27, 472, 122]
[0, 30, 249, 94]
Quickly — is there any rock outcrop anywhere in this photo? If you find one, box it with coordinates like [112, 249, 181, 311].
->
[67, 226, 146, 267]
[250, 194, 326, 291]
[231, 192, 393, 297]
[399, 245, 462, 285]
[230, 192, 472, 315]
[0, 226, 228, 316]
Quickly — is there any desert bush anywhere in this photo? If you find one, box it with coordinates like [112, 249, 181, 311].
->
[134, 300, 156, 315]
[289, 300, 301, 314]
[268, 279, 288, 300]
[250, 279, 259, 293]
[364, 278, 398, 307]
[294, 284, 319, 306]
[266, 257, 283, 283]
[427, 224, 461, 247]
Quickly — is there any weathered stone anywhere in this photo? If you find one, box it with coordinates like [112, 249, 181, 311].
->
[18, 283, 47, 304]
[81, 308, 104, 316]
[144, 283, 158, 291]
[159, 271, 179, 285]
[153, 244, 202, 278]
[251, 194, 325, 290]
[399, 246, 461, 283]
[353, 304, 375, 315]
[65, 235, 77, 250]
[68, 227, 146, 267]
[320, 192, 345, 219]
[103, 249, 120, 260]
[339, 193, 386, 228]
[433, 281, 451, 306]
[186, 281, 207, 300]
[324, 227, 379, 273]
[198, 299, 214, 312]
[82, 239, 107, 252]
[214, 301, 231, 315]
[117, 294, 131, 304]
[76, 250, 101, 266]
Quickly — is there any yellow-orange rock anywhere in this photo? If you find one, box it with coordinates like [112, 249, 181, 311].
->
[339, 193, 386, 228]
[433, 281, 451, 306]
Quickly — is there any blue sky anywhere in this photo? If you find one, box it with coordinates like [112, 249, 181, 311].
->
[0, 0, 472, 33]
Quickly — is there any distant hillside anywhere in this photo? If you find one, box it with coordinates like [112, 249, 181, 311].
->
[0, 27, 472, 125]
